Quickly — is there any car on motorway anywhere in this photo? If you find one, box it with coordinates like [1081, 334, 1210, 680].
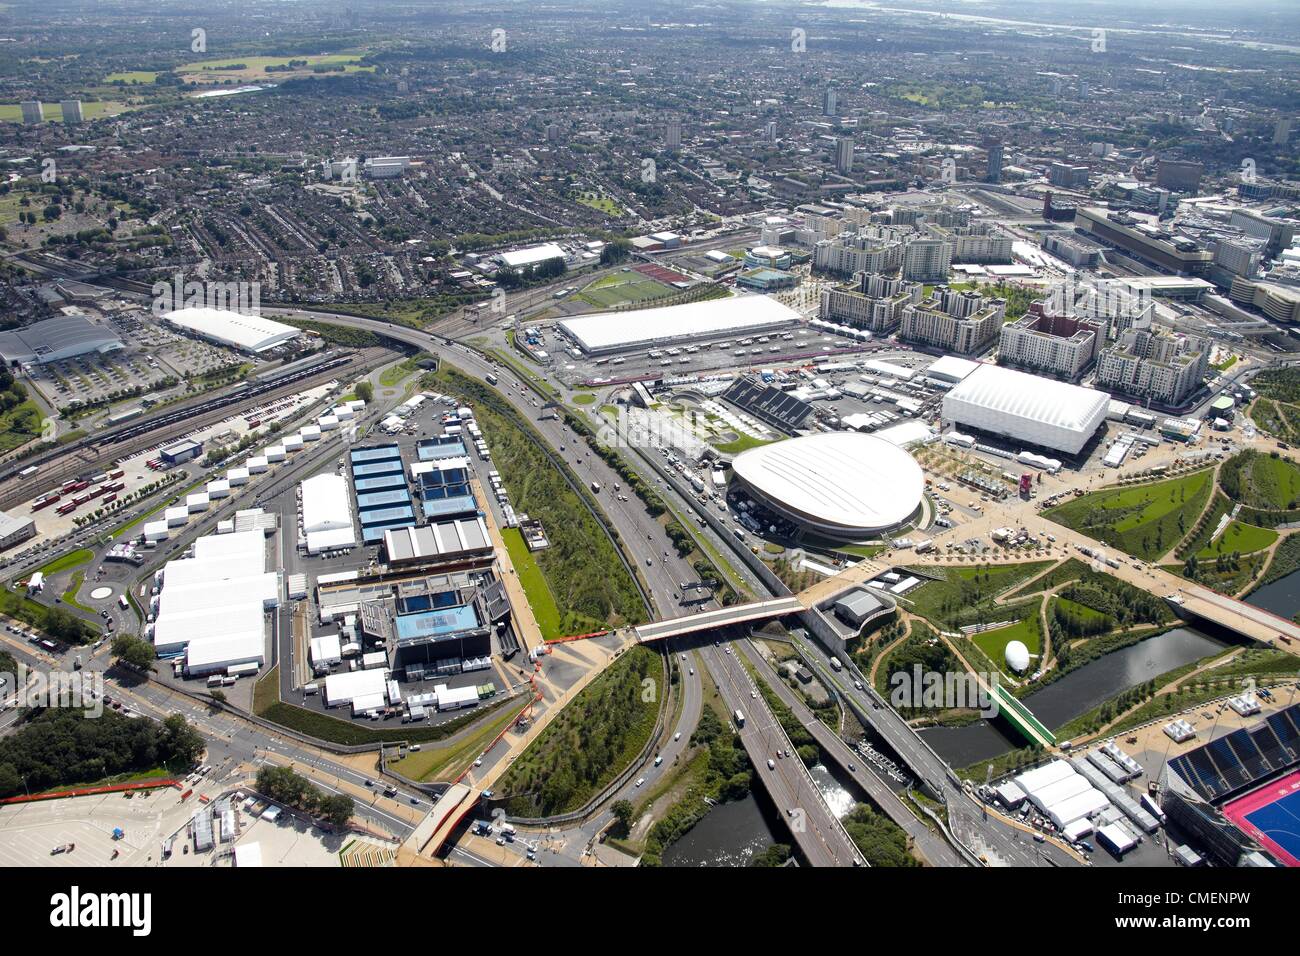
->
[767, 759, 775, 770]
[635, 777, 645, 788]
[674, 731, 682, 741]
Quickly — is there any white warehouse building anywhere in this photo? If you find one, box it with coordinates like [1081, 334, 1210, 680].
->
[558, 295, 799, 355]
[942, 363, 1109, 456]
[300, 472, 357, 554]
[162, 307, 300, 354]
[149, 530, 278, 675]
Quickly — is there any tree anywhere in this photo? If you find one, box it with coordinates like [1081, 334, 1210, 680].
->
[160, 714, 204, 765]
[319, 794, 354, 829]
[111, 634, 156, 670]
[610, 798, 635, 835]
[355, 380, 374, 403]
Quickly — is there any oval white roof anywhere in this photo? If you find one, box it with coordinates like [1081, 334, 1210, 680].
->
[1005, 640, 1031, 673]
[731, 432, 924, 534]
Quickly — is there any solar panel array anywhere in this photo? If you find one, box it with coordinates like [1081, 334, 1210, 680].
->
[1169, 704, 1300, 803]
[722, 376, 813, 434]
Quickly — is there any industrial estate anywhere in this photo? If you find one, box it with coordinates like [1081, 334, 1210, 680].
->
[0, 0, 1298, 897]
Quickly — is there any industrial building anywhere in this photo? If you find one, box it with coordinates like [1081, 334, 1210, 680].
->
[160, 439, 204, 467]
[162, 306, 300, 354]
[300, 473, 357, 554]
[0, 509, 37, 551]
[730, 432, 924, 539]
[383, 517, 493, 568]
[1074, 208, 1212, 275]
[149, 530, 278, 676]
[348, 445, 417, 544]
[494, 243, 567, 271]
[0, 315, 124, 365]
[557, 295, 799, 355]
[942, 363, 1110, 455]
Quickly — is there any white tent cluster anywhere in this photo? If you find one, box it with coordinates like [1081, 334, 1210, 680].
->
[143, 398, 365, 544]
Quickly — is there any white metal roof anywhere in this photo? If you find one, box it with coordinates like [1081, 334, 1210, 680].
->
[945, 364, 1109, 435]
[301, 473, 353, 534]
[162, 307, 299, 353]
[497, 243, 566, 268]
[324, 667, 389, 707]
[1013, 759, 1076, 796]
[234, 842, 263, 867]
[927, 354, 980, 382]
[558, 295, 798, 353]
[310, 633, 342, 664]
[185, 630, 265, 670]
[193, 529, 266, 560]
[731, 432, 924, 535]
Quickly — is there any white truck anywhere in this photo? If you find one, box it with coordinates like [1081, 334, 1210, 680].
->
[734, 710, 745, 727]
[829, 657, 843, 672]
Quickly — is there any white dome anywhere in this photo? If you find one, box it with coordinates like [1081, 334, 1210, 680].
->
[1005, 640, 1031, 673]
[730, 432, 924, 537]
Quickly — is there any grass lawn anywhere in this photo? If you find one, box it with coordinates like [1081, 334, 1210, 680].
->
[0, 400, 45, 453]
[105, 71, 159, 84]
[1228, 452, 1300, 511]
[1196, 521, 1278, 559]
[0, 101, 129, 123]
[378, 357, 422, 388]
[571, 191, 623, 216]
[577, 274, 672, 309]
[905, 562, 1054, 629]
[177, 53, 369, 84]
[972, 612, 1042, 671]
[37, 548, 93, 576]
[572, 392, 596, 405]
[713, 432, 772, 455]
[387, 700, 525, 782]
[834, 543, 887, 559]
[1044, 469, 1213, 560]
[61, 570, 94, 613]
[502, 527, 564, 640]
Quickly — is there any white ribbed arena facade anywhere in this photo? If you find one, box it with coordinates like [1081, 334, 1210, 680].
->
[942, 364, 1109, 455]
[729, 432, 924, 539]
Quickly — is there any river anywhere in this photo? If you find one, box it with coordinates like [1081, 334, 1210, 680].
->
[920, 626, 1232, 768]
[663, 764, 855, 866]
[1242, 567, 1300, 620]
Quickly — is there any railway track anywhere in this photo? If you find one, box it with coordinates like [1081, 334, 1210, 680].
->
[0, 348, 386, 510]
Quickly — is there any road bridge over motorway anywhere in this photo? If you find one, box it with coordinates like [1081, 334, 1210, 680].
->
[401, 783, 481, 862]
[633, 597, 804, 643]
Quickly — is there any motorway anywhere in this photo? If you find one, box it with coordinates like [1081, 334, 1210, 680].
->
[732, 638, 967, 867]
[699, 639, 863, 867]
